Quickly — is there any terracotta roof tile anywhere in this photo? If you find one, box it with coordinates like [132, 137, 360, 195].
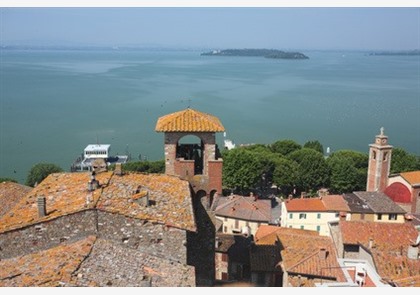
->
[254, 225, 318, 245]
[0, 236, 96, 287]
[278, 232, 346, 281]
[340, 221, 420, 282]
[0, 181, 32, 218]
[97, 172, 195, 231]
[0, 172, 113, 233]
[284, 197, 327, 212]
[214, 195, 271, 222]
[0, 171, 196, 233]
[321, 195, 350, 212]
[400, 171, 420, 186]
[155, 108, 225, 132]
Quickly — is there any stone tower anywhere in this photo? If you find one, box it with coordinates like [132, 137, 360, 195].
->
[366, 127, 393, 192]
[155, 108, 224, 204]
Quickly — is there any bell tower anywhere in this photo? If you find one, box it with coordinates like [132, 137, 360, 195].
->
[366, 127, 393, 192]
[155, 108, 224, 200]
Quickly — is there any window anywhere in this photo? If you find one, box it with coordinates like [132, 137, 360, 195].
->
[388, 214, 397, 221]
[299, 213, 307, 219]
[372, 151, 376, 160]
[223, 226, 227, 233]
[383, 152, 388, 161]
[317, 213, 321, 219]
[360, 213, 365, 220]
[300, 225, 304, 230]
[289, 213, 293, 219]
[235, 219, 239, 228]
[377, 214, 382, 220]
[288, 225, 292, 228]
[335, 213, 340, 218]
[224, 217, 227, 222]
[317, 226, 321, 232]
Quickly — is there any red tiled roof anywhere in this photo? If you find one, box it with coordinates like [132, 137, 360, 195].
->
[0, 181, 32, 218]
[0, 171, 196, 233]
[284, 197, 327, 212]
[214, 195, 271, 222]
[155, 108, 225, 132]
[340, 221, 420, 283]
[321, 195, 350, 212]
[278, 231, 346, 281]
[400, 171, 420, 186]
[254, 225, 318, 245]
[0, 236, 96, 287]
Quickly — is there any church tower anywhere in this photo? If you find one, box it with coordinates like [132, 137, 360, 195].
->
[366, 127, 393, 192]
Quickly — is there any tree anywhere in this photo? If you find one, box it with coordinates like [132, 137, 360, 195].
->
[270, 139, 301, 156]
[390, 147, 420, 174]
[25, 163, 63, 187]
[0, 177, 18, 183]
[287, 148, 330, 192]
[118, 160, 165, 174]
[326, 150, 368, 193]
[303, 140, 324, 154]
[222, 148, 265, 193]
[272, 157, 299, 196]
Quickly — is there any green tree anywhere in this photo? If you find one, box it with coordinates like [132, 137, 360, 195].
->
[326, 150, 368, 193]
[0, 177, 18, 183]
[303, 140, 324, 154]
[390, 147, 420, 174]
[222, 148, 265, 193]
[287, 148, 330, 192]
[270, 139, 301, 156]
[26, 163, 63, 187]
[272, 157, 299, 196]
[120, 160, 165, 174]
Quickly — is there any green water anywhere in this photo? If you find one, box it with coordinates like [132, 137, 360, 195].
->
[1, 49, 419, 183]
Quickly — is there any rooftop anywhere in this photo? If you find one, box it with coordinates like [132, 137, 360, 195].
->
[283, 197, 327, 212]
[214, 194, 271, 222]
[340, 220, 420, 284]
[0, 181, 32, 218]
[321, 194, 350, 212]
[0, 171, 196, 233]
[155, 108, 225, 133]
[400, 170, 420, 186]
[353, 191, 406, 214]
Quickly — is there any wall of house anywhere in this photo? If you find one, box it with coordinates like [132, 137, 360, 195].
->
[215, 252, 228, 281]
[349, 213, 375, 222]
[0, 209, 189, 266]
[97, 211, 188, 264]
[216, 216, 265, 236]
[0, 210, 97, 259]
[281, 211, 338, 236]
[373, 213, 405, 223]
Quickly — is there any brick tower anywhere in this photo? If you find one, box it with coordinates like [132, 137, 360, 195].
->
[366, 127, 393, 192]
[155, 107, 224, 202]
[156, 107, 225, 286]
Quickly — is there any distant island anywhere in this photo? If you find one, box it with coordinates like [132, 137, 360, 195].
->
[201, 49, 309, 59]
[368, 49, 420, 56]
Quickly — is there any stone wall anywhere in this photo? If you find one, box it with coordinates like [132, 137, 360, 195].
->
[97, 211, 188, 264]
[0, 210, 188, 265]
[0, 210, 97, 260]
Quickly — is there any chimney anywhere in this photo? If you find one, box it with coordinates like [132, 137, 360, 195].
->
[369, 238, 374, 249]
[115, 163, 123, 176]
[37, 196, 46, 217]
[319, 248, 328, 259]
[89, 171, 100, 190]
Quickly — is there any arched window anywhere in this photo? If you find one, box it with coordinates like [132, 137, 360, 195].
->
[383, 152, 388, 161]
[372, 151, 377, 160]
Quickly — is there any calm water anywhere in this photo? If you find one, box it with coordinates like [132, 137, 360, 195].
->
[1, 49, 419, 183]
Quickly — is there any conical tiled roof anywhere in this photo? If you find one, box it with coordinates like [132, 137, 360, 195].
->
[155, 108, 225, 132]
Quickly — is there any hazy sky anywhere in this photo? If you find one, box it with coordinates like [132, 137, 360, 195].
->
[1, 7, 419, 50]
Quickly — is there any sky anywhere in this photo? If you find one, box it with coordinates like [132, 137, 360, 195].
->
[1, 3, 420, 50]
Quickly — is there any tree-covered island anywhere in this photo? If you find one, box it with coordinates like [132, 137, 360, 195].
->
[201, 49, 309, 59]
